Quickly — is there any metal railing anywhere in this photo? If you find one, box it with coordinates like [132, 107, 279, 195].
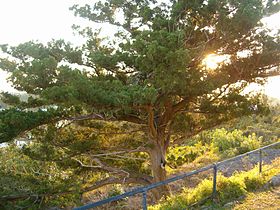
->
[74, 141, 280, 210]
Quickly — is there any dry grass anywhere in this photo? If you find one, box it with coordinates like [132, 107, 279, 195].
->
[233, 185, 280, 210]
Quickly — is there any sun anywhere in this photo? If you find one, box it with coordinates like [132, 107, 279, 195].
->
[202, 54, 230, 69]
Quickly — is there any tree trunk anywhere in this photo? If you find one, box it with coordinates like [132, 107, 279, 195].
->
[149, 144, 170, 200]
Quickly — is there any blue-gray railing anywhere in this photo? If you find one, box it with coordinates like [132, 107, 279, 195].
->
[74, 141, 280, 210]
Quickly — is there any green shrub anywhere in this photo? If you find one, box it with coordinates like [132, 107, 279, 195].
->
[167, 142, 217, 167]
[239, 134, 262, 153]
[212, 129, 244, 152]
[217, 175, 246, 203]
[234, 167, 274, 191]
[187, 179, 213, 204]
[193, 147, 220, 165]
[107, 184, 124, 198]
[149, 194, 187, 210]
[243, 175, 265, 191]
[211, 128, 261, 156]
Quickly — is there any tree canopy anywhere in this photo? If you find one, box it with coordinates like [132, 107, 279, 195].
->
[0, 0, 279, 204]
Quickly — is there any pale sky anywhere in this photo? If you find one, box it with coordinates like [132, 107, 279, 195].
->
[0, 1, 279, 98]
[0, 0, 89, 45]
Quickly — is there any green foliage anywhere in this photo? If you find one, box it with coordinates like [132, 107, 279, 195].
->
[0, 0, 278, 145]
[167, 142, 218, 167]
[0, 108, 65, 143]
[107, 185, 124, 198]
[0, 92, 20, 105]
[211, 128, 262, 155]
[45, 193, 82, 209]
[232, 167, 270, 191]
[217, 175, 247, 203]
[225, 105, 280, 145]
[187, 179, 213, 204]
[0, 145, 86, 209]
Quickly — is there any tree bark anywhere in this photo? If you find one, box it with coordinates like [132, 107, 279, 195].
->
[147, 104, 172, 200]
[149, 142, 170, 200]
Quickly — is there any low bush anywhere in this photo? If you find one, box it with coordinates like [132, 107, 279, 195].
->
[211, 129, 262, 156]
[167, 142, 217, 168]
[187, 179, 213, 204]
[233, 166, 275, 191]
[217, 175, 246, 203]
[107, 184, 124, 198]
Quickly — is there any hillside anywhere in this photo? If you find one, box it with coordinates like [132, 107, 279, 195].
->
[150, 158, 280, 210]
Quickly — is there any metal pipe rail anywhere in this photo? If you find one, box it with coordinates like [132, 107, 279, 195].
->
[74, 141, 280, 210]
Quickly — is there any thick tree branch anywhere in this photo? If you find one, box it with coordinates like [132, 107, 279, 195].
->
[147, 105, 157, 138]
[67, 113, 145, 125]
[72, 157, 130, 177]
[158, 100, 174, 129]
[86, 146, 148, 158]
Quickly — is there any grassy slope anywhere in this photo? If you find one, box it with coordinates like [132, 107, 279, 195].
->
[149, 158, 280, 210]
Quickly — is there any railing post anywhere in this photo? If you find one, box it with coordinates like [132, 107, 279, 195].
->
[142, 190, 147, 210]
[212, 164, 218, 201]
[259, 149, 262, 174]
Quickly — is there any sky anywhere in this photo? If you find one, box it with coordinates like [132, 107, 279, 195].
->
[0, 0, 85, 45]
[0, 0, 279, 98]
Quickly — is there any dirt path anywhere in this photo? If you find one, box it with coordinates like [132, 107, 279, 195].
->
[217, 148, 280, 176]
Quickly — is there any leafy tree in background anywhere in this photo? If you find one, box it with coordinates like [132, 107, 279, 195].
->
[0, 0, 280, 201]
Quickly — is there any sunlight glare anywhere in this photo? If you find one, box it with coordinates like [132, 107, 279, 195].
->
[203, 54, 230, 69]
